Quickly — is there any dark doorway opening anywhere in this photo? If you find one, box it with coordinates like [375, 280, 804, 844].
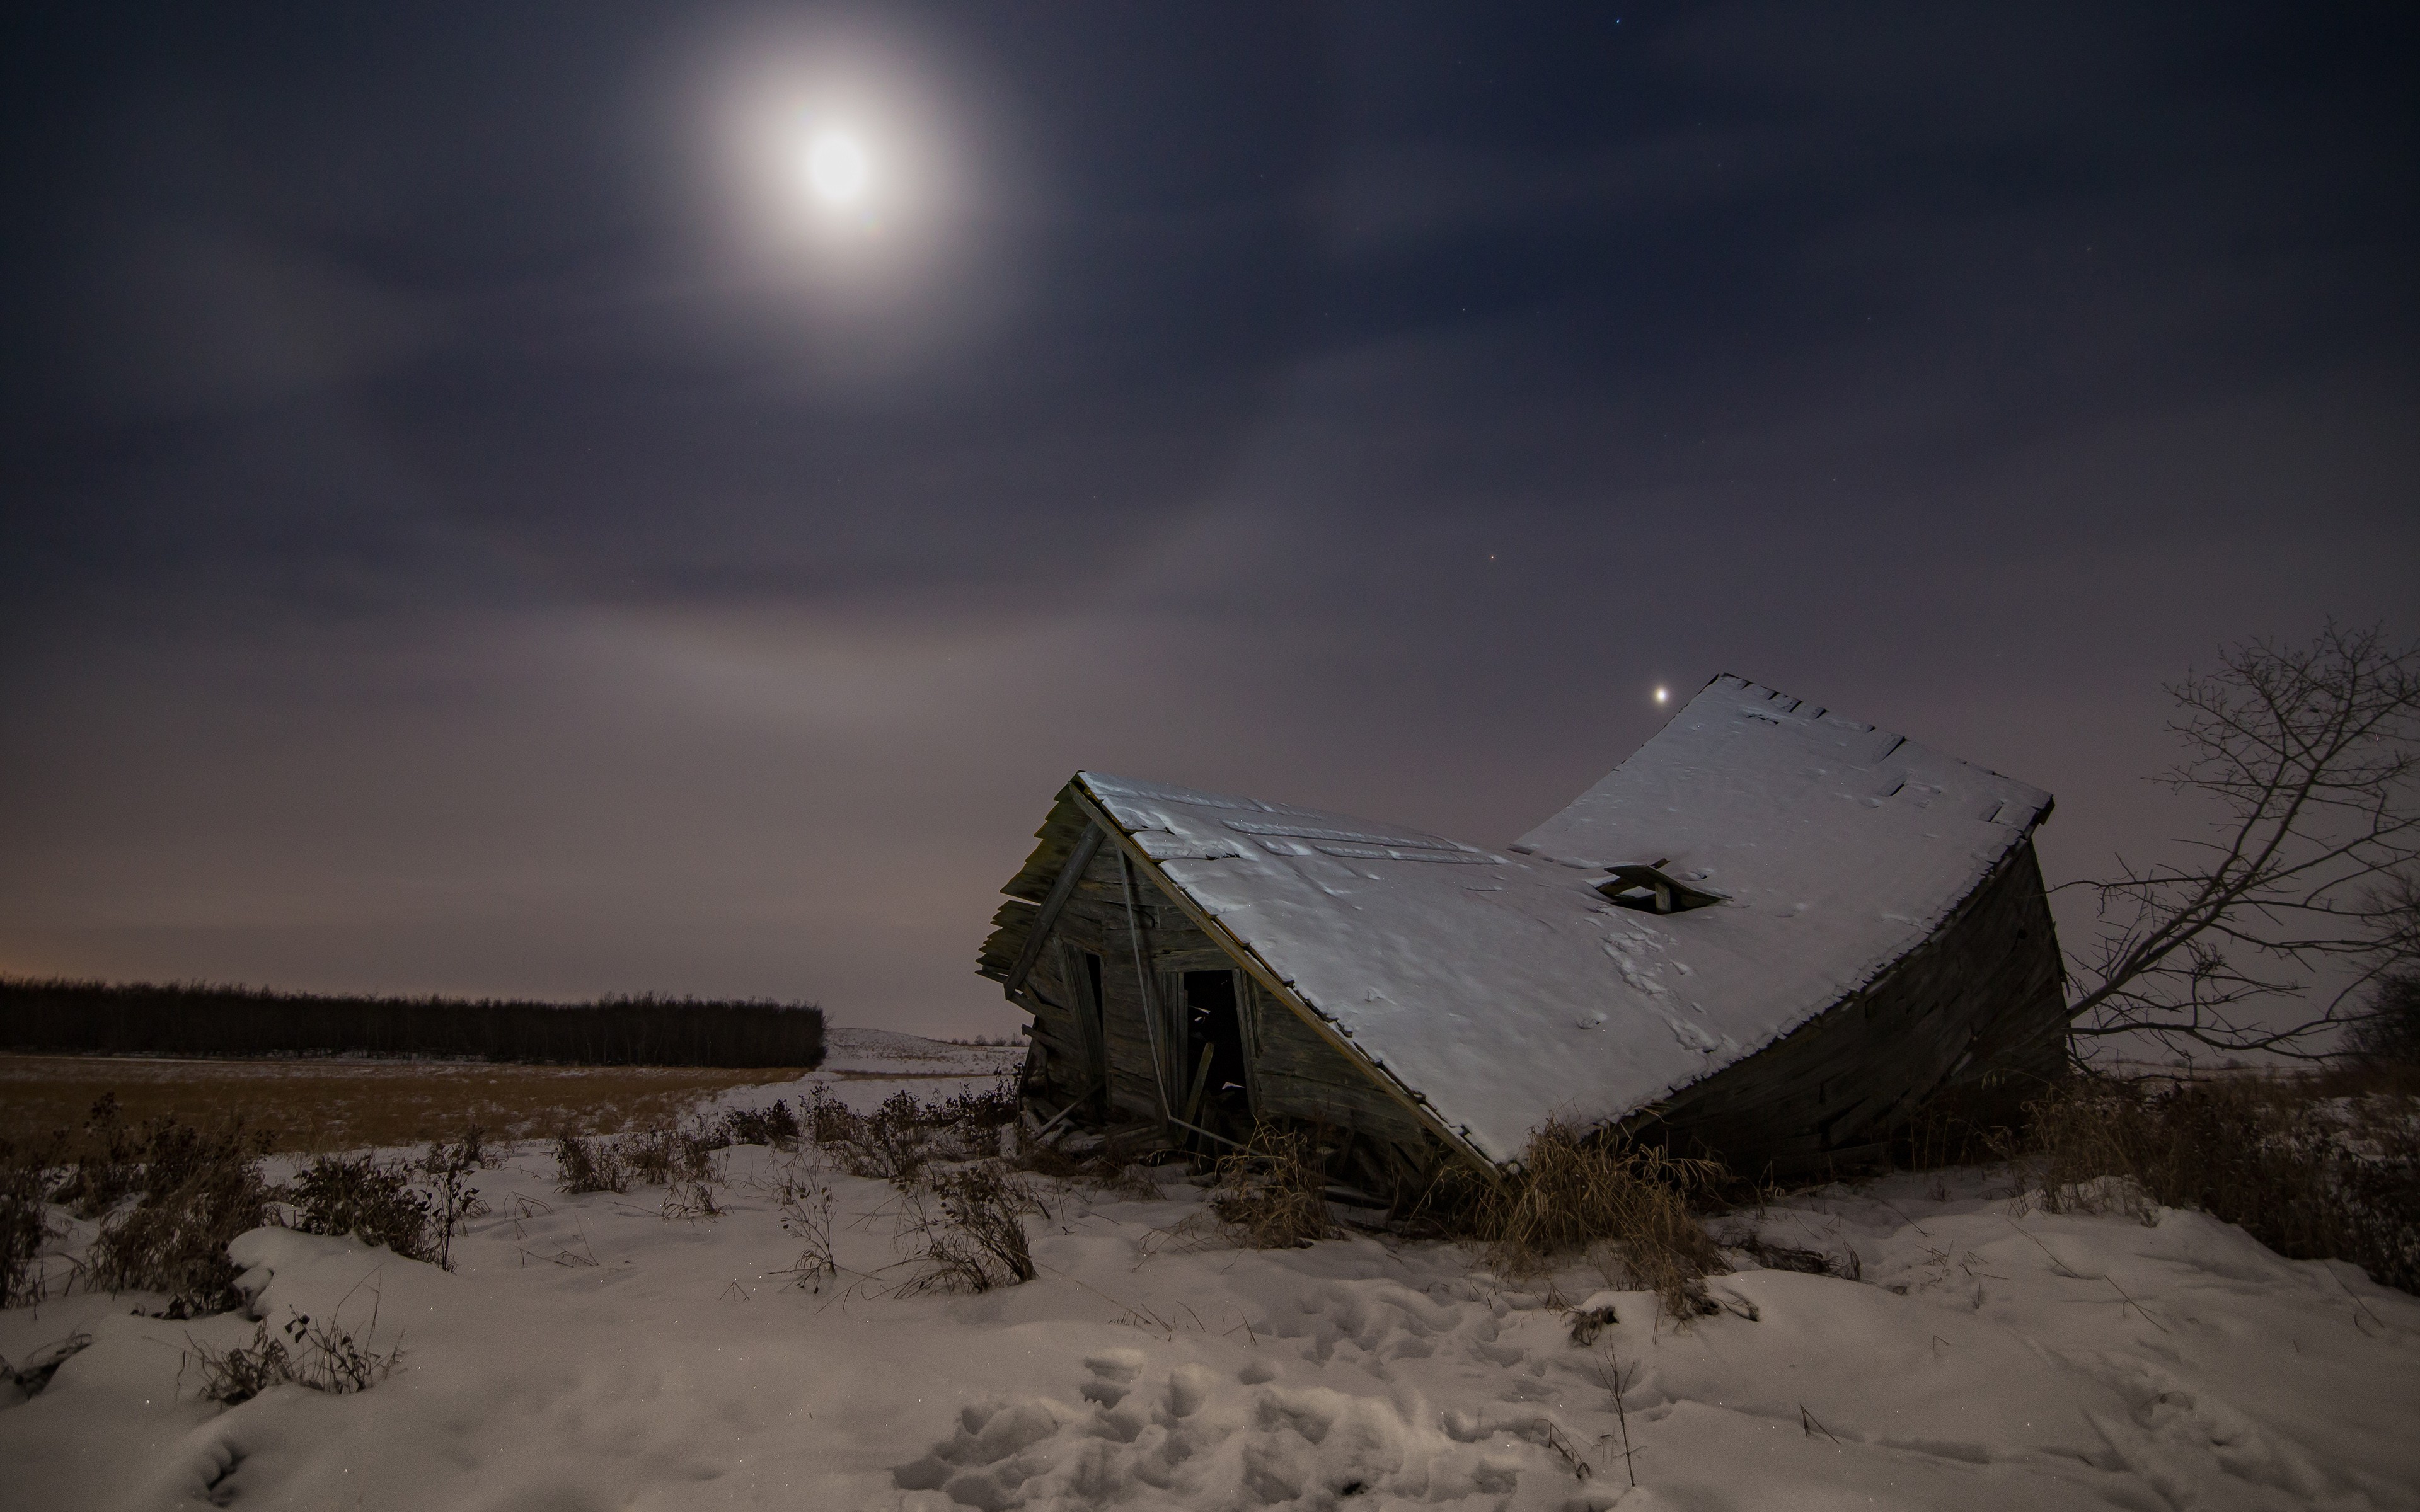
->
[1180, 970, 1250, 1134]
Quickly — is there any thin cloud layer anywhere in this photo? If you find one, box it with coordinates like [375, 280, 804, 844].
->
[2, 3, 2413, 1032]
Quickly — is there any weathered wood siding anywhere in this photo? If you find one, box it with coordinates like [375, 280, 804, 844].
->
[996, 825, 1225, 1122]
[982, 789, 1451, 1187]
[1638, 836, 2068, 1178]
[1248, 979, 1434, 1152]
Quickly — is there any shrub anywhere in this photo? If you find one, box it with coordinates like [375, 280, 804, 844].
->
[723, 1100, 801, 1147]
[554, 1135, 630, 1195]
[897, 1162, 1040, 1294]
[778, 1181, 839, 1293]
[47, 1094, 144, 1218]
[287, 1156, 437, 1262]
[1436, 1120, 1727, 1316]
[1, 1141, 60, 1307]
[2011, 1073, 2419, 1293]
[420, 1125, 500, 1174]
[86, 1116, 274, 1315]
[416, 1135, 491, 1269]
[805, 1086, 860, 1147]
[812, 1090, 933, 1183]
[930, 1080, 1022, 1131]
[621, 1128, 719, 1187]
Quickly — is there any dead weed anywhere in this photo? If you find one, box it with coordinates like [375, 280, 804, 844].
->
[1436, 1119, 1729, 1317]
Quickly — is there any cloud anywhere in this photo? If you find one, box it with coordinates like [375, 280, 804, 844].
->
[57, 220, 447, 415]
[1, 3, 2412, 1033]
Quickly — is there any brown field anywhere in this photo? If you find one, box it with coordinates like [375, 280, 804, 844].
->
[0, 1054, 813, 1154]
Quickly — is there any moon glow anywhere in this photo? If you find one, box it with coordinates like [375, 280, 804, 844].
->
[807, 132, 869, 202]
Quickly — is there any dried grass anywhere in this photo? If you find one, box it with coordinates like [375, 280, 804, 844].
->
[661, 1176, 722, 1222]
[798, 1084, 1047, 1294]
[1196, 1123, 1336, 1250]
[2, 1330, 91, 1399]
[182, 1310, 402, 1405]
[1436, 1119, 1729, 1316]
[993, 1121, 1166, 1199]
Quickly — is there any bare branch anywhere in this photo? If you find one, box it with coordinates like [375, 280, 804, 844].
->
[2066, 621, 2420, 1059]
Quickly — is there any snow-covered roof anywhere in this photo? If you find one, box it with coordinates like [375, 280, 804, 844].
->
[1071, 675, 2051, 1166]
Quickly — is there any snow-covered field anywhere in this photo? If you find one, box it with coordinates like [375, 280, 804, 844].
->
[783, 1025, 1023, 1085]
[5, 1067, 2417, 1510]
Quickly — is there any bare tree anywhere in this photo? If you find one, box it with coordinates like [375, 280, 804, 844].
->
[2066, 622, 2420, 1060]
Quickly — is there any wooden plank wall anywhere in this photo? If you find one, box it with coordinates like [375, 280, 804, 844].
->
[1013, 837, 1202, 1122]
[1639, 835, 2068, 1179]
[1928, 842, 2070, 1099]
[989, 811, 1451, 1191]
[1248, 980, 1436, 1153]
[975, 791, 1097, 987]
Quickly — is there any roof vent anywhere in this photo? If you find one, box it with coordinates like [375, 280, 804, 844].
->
[1595, 862, 1725, 915]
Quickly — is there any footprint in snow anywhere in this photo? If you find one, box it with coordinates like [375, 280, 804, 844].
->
[891, 1355, 1530, 1509]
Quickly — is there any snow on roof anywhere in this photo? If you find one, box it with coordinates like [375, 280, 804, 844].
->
[1075, 674, 2051, 1166]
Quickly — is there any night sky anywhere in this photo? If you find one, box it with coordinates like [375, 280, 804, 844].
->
[4, 5, 2414, 1036]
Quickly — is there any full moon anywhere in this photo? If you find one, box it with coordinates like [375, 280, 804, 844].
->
[807, 132, 868, 202]
[1654, 686, 1669, 704]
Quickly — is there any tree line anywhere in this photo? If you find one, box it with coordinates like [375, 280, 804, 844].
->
[0, 978, 825, 1068]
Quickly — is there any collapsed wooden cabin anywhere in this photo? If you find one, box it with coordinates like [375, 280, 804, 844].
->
[977, 675, 2067, 1194]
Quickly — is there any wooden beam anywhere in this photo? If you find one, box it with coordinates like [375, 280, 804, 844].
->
[1061, 782, 1497, 1178]
[1002, 818, 1105, 998]
[1183, 1042, 1218, 1127]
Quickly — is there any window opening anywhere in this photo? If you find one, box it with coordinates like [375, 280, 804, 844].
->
[1596, 860, 1726, 914]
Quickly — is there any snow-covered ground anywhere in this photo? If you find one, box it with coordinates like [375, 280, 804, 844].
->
[811, 1026, 1023, 1082]
[619, 1029, 1018, 1143]
[5, 1098, 2416, 1509]
[681, 1025, 1024, 1122]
